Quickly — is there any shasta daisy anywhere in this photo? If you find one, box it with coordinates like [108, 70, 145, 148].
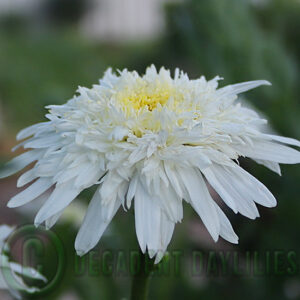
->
[1, 66, 300, 263]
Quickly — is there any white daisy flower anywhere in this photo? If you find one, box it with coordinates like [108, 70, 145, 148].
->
[1, 66, 300, 263]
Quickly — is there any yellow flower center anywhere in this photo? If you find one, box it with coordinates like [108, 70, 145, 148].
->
[116, 80, 172, 111]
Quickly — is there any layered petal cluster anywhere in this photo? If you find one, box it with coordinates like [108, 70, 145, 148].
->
[1, 66, 300, 263]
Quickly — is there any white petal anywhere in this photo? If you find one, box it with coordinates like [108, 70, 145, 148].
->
[202, 167, 238, 213]
[75, 187, 120, 256]
[253, 159, 281, 175]
[100, 172, 124, 204]
[126, 172, 138, 209]
[108, 126, 129, 141]
[8, 178, 53, 208]
[208, 164, 260, 219]
[264, 134, 300, 147]
[164, 162, 183, 198]
[16, 122, 51, 140]
[213, 203, 238, 244]
[228, 165, 277, 208]
[45, 211, 63, 229]
[134, 180, 164, 254]
[74, 164, 103, 189]
[235, 140, 300, 164]
[217, 80, 271, 97]
[24, 134, 62, 149]
[34, 181, 80, 225]
[53, 165, 81, 184]
[159, 183, 183, 223]
[17, 169, 37, 187]
[0, 150, 43, 179]
[8, 261, 47, 282]
[178, 167, 220, 241]
[154, 211, 175, 264]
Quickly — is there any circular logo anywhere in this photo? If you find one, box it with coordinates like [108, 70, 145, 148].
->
[1, 224, 65, 295]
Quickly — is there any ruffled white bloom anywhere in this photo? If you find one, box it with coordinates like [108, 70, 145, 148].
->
[1, 66, 300, 263]
[0, 225, 47, 298]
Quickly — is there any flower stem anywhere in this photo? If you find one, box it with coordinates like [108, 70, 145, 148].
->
[130, 251, 155, 300]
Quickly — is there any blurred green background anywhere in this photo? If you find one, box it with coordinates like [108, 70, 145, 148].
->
[0, 0, 300, 299]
